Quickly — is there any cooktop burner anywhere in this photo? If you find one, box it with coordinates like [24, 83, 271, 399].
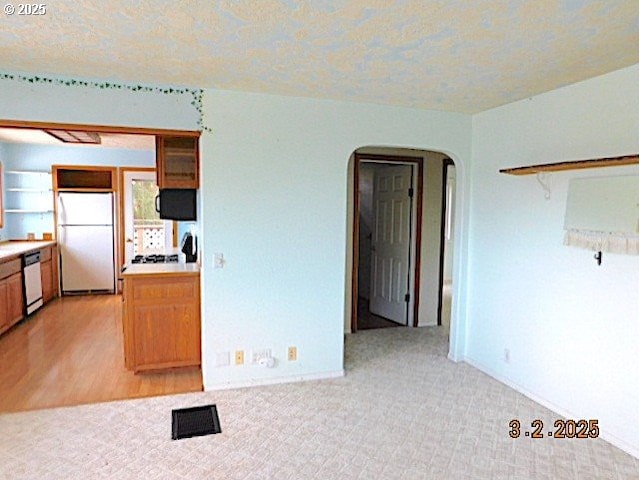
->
[132, 254, 179, 264]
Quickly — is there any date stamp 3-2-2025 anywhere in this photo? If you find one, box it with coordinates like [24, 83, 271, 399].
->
[4, 3, 46, 15]
[509, 419, 600, 439]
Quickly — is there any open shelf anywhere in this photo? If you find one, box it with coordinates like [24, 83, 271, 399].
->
[5, 209, 54, 214]
[6, 170, 50, 175]
[500, 154, 638, 175]
[7, 188, 53, 192]
[3, 170, 55, 234]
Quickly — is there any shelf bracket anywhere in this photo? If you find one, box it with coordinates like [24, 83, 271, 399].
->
[535, 172, 551, 200]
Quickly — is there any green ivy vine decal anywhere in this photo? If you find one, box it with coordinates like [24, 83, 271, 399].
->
[0, 72, 211, 132]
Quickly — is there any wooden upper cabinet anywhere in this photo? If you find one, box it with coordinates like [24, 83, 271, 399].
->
[53, 165, 116, 191]
[156, 135, 200, 189]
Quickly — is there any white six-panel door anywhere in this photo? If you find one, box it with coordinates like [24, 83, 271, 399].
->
[369, 164, 413, 324]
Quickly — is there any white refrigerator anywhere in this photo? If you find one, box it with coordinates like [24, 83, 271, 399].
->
[57, 192, 116, 294]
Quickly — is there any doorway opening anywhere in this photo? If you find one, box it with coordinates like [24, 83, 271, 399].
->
[357, 160, 418, 330]
[351, 152, 424, 332]
[120, 168, 175, 266]
[350, 148, 456, 337]
[0, 120, 203, 414]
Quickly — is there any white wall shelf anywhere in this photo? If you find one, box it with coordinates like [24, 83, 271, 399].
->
[6, 170, 50, 175]
[5, 209, 55, 213]
[3, 170, 54, 239]
[499, 154, 638, 175]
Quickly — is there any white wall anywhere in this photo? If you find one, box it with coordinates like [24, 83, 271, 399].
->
[0, 73, 198, 130]
[467, 65, 639, 456]
[200, 90, 472, 389]
[3, 143, 155, 170]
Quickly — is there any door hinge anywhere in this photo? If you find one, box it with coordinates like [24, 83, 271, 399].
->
[408, 188, 414, 198]
[404, 293, 410, 302]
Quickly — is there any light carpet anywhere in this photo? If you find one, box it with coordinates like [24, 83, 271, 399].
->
[0, 327, 637, 479]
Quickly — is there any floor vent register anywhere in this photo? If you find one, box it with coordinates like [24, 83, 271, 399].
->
[171, 404, 222, 440]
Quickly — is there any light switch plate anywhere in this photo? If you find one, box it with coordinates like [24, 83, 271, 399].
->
[215, 352, 230, 367]
[213, 253, 224, 268]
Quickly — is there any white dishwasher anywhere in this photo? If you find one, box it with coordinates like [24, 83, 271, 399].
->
[23, 251, 44, 315]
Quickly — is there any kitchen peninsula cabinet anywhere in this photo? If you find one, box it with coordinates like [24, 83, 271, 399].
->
[122, 264, 201, 372]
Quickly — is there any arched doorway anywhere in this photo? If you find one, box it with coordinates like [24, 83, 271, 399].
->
[348, 147, 457, 340]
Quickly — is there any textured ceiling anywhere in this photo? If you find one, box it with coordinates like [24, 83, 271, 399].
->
[1, 1, 637, 113]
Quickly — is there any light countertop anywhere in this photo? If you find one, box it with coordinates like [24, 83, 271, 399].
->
[122, 262, 200, 277]
[0, 240, 57, 262]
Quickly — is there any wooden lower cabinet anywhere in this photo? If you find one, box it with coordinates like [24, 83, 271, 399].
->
[0, 243, 57, 337]
[40, 246, 58, 304]
[7, 272, 24, 325]
[41, 260, 53, 304]
[122, 273, 201, 372]
[0, 271, 24, 335]
[0, 280, 9, 332]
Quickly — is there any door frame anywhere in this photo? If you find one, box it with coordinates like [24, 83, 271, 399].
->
[437, 158, 455, 326]
[117, 167, 156, 274]
[351, 153, 424, 333]
[117, 167, 179, 275]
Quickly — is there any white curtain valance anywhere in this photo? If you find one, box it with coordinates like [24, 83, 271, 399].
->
[564, 229, 639, 256]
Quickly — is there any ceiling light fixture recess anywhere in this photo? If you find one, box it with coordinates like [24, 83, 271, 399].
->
[44, 129, 101, 144]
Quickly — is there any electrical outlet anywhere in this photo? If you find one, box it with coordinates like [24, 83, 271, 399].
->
[288, 346, 297, 361]
[252, 349, 272, 364]
[235, 350, 244, 365]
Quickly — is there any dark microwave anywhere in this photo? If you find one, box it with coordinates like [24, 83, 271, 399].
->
[155, 189, 197, 221]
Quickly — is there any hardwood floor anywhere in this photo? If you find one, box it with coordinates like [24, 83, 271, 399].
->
[0, 295, 202, 413]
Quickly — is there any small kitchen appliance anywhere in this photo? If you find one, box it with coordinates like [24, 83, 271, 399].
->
[180, 232, 197, 263]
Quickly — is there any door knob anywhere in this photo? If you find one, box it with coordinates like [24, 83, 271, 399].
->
[126, 238, 133, 243]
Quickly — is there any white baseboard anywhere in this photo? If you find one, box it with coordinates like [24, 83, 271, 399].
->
[204, 370, 344, 391]
[463, 356, 639, 459]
